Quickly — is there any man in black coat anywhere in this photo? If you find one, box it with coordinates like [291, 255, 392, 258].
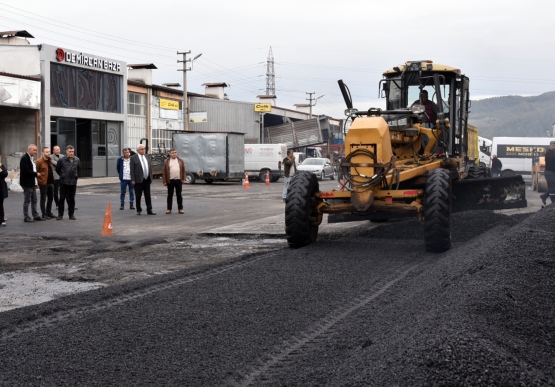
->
[491, 154, 502, 177]
[540, 141, 555, 205]
[0, 155, 8, 227]
[20, 144, 43, 222]
[130, 144, 156, 215]
[55, 145, 80, 220]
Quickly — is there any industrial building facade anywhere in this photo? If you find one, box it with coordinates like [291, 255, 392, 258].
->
[1, 31, 343, 179]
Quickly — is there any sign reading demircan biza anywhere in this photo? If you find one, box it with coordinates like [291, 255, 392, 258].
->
[56, 48, 122, 72]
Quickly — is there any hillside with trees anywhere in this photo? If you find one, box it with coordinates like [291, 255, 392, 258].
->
[468, 91, 555, 139]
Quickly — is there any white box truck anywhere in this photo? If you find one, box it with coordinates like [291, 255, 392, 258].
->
[244, 143, 287, 182]
[491, 136, 553, 176]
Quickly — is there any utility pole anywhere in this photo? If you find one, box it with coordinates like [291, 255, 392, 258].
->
[178, 51, 191, 131]
[306, 92, 315, 118]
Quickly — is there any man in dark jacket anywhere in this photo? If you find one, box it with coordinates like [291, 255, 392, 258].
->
[0, 155, 8, 227]
[55, 145, 80, 220]
[491, 154, 502, 177]
[130, 144, 156, 215]
[540, 141, 555, 205]
[20, 144, 43, 222]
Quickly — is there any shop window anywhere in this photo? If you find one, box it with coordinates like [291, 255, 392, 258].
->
[128, 92, 146, 116]
[50, 63, 122, 113]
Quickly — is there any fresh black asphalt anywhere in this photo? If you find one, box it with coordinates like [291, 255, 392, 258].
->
[0, 205, 554, 386]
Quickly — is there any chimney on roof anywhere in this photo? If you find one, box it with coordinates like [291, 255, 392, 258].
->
[127, 63, 157, 86]
[257, 94, 276, 106]
[163, 82, 181, 90]
[202, 82, 229, 99]
[0, 30, 34, 45]
[294, 103, 310, 114]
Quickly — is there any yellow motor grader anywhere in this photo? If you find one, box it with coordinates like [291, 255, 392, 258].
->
[284, 60, 527, 252]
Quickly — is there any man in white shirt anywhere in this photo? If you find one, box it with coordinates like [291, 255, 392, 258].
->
[116, 148, 135, 210]
[130, 144, 156, 215]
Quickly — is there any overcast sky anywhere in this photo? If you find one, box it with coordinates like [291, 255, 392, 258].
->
[1, 0, 553, 119]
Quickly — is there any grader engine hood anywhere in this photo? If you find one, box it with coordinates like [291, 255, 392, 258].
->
[345, 116, 392, 211]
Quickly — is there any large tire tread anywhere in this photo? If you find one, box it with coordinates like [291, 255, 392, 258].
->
[423, 168, 452, 252]
[285, 171, 319, 248]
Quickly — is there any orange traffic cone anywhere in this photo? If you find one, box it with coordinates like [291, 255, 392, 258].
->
[101, 202, 113, 236]
[265, 170, 271, 186]
[243, 172, 251, 189]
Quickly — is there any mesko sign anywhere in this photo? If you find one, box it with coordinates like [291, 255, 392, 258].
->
[56, 48, 121, 72]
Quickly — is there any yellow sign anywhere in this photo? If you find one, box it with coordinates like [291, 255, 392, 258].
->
[254, 103, 272, 112]
[160, 98, 180, 110]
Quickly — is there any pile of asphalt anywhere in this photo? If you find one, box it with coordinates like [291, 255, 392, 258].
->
[328, 206, 555, 385]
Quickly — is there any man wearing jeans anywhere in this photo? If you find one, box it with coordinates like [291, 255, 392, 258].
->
[282, 150, 297, 202]
[35, 147, 56, 219]
[20, 144, 43, 222]
[116, 148, 135, 210]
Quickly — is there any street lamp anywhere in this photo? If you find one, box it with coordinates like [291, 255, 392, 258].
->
[178, 51, 203, 131]
[310, 94, 325, 118]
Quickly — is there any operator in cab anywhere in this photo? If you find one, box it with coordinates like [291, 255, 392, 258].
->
[411, 90, 438, 128]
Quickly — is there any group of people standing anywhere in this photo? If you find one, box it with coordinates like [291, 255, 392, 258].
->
[0, 143, 188, 228]
[17, 143, 80, 223]
[117, 144, 187, 216]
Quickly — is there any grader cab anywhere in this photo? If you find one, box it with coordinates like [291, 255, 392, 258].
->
[284, 60, 527, 252]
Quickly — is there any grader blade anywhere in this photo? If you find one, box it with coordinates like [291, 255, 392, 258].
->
[452, 176, 527, 213]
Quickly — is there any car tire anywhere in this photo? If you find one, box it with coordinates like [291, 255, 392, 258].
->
[186, 173, 195, 184]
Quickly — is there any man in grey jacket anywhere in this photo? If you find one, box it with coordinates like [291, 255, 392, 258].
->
[55, 145, 80, 220]
[50, 145, 61, 209]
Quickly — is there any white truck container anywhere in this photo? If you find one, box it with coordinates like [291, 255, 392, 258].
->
[491, 136, 553, 176]
[244, 143, 287, 182]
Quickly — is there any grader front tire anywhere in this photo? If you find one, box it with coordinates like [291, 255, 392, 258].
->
[423, 169, 452, 253]
[285, 171, 320, 248]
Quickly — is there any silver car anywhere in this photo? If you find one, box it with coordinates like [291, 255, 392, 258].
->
[297, 158, 336, 181]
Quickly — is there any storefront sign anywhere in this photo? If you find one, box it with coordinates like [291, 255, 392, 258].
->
[0, 75, 40, 109]
[254, 103, 271, 112]
[189, 112, 207, 123]
[55, 48, 122, 72]
[160, 98, 180, 110]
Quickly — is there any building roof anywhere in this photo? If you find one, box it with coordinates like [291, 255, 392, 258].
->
[257, 94, 276, 99]
[202, 82, 229, 87]
[0, 71, 41, 81]
[0, 30, 34, 38]
[127, 63, 158, 69]
[162, 82, 181, 87]
[294, 103, 310, 107]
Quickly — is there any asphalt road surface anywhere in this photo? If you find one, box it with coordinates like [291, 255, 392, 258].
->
[0, 178, 553, 386]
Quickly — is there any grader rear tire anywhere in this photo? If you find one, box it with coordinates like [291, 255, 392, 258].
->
[423, 169, 452, 252]
[468, 165, 487, 179]
[285, 171, 320, 248]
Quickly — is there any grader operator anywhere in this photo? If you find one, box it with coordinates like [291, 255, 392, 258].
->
[284, 60, 526, 252]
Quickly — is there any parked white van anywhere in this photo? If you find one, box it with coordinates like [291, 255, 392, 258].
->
[244, 143, 287, 182]
[491, 136, 553, 176]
